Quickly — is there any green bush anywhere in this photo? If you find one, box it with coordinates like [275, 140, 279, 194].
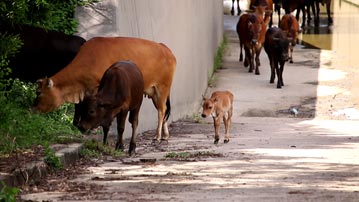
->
[0, 80, 80, 155]
[0, 181, 19, 202]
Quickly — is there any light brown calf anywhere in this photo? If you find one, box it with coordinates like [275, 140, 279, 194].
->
[201, 91, 234, 144]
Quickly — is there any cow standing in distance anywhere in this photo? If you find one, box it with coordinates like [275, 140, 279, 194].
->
[77, 61, 144, 155]
[250, 0, 274, 27]
[34, 37, 176, 143]
[280, 14, 300, 63]
[201, 91, 234, 144]
[231, 0, 241, 16]
[264, 27, 291, 88]
[237, 13, 267, 75]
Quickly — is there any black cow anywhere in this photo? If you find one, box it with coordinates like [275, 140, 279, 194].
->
[264, 27, 291, 88]
[3, 24, 85, 82]
[76, 61, 144, 155]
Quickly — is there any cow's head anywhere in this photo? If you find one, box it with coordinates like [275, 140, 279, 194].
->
[201, 95, 219, 118]
[273, 35, 291, 62]
[247, 14, 263, 46]
[75, 95, 112, 133]
[33, 77, 62, 113]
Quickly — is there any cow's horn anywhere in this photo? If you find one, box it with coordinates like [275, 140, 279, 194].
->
[46, 78, 54, 88]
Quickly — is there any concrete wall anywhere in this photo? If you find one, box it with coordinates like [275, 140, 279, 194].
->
[75, 0, 223, 137]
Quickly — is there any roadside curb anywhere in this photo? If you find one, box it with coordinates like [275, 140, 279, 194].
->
[0, 143, 83, 189]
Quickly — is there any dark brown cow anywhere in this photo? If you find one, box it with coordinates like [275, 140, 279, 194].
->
[264, 27, 291, 88]
[314, 0, 333, 26]
[77, 61, 143, 155]
[282, 0, 307, 28]
[231, 0, 241, 15]
[280, 14, 300, 63]
[34, 37, 176, 143]
[237, 13, 267, 75]
[2, 24, 85, 82]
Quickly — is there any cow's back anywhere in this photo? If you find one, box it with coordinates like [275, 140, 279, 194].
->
[211, 91, 234, 112]
[53, 37, 176, 95]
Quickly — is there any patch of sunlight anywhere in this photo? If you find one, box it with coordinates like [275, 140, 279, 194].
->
[317, 68, 347, 82]
[316, 85, 348, 97]
[298, 119, 359, 136]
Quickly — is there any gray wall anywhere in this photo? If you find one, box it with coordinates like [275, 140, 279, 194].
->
[75, 0, 223, 137]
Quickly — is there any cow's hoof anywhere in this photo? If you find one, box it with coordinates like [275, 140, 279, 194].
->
[270, 80, 274, 84]
[160, 139, 169, 145]
[277, 85, 282, 89]
[129, 143, 136, 156]
[290, 60, 293, 64]
[115, 143, 125, 151]
[224, 139, 229, 144]
[151, 139, 161, 146]
[255, 72, 260, 75]
[214, 139, 219, 144]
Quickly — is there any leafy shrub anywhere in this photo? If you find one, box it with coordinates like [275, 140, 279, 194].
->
[0, 80, 80, 155]
[0, 181, 19, 202]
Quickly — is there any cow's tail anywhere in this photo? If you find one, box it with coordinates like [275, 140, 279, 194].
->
[164, 96, 171, 121]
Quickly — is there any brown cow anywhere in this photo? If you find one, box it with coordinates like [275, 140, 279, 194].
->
[34, 37, 176, 142]
[280, 14, 300, 63]
[77, 61, 144, 155]
[237, 13, 267, 75]
[201, 91, 234, 144]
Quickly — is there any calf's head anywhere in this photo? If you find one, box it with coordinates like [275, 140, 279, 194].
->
[75, 95, 112, 133]
[201, 95, 219, 118]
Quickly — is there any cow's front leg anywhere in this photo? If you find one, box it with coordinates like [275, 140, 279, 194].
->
[115, 111, 128, 151]
[279, 61, 285, 87]
[223, 114, 231, 144]
[213, 116, 221, 144]
[128, 108, 140, 156]
[275, 61, 282, 88]
[254, 48, 261, 75]
[269, 58, 275, 83]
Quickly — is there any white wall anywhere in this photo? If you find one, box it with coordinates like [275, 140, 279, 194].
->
[75, 0, 224, 137]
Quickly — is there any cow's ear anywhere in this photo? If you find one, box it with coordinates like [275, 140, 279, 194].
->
[202, 94, 206, 101]
[46, 78, 53, 88]
[214, 97, 220, 103]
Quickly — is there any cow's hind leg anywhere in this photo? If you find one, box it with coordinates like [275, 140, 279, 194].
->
[223, 109, 232, 144]
[151, 87, 171, 143]
[128, 107, 140, 156]
[115, 111, 128, 151]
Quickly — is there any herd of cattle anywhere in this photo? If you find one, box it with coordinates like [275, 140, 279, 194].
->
[235, 0, 331, 88]
[4, 0, 332, 154]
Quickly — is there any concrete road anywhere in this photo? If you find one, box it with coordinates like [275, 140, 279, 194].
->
[21, 7, 359, 202]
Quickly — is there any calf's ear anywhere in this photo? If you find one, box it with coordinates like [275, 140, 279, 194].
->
[202, 94, 206, 101]
[214, 97, 220, 103]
